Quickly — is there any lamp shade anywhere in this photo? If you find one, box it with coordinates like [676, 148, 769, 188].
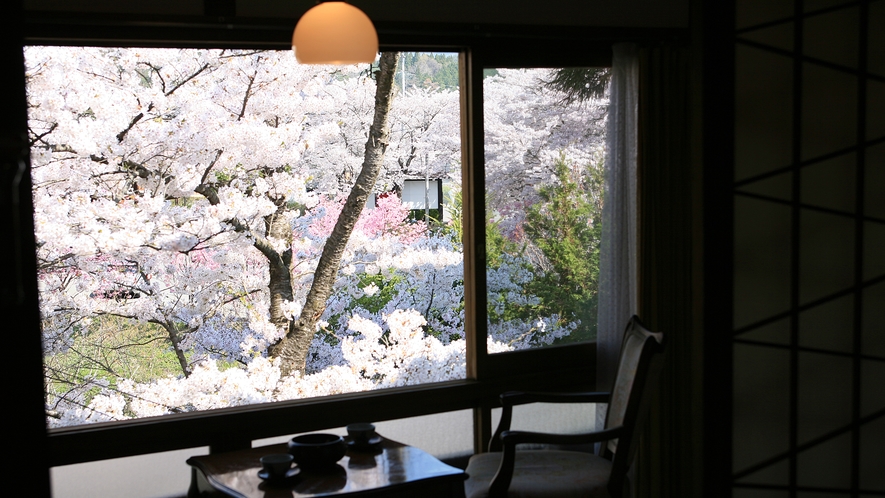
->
[292, 2, 378, 65]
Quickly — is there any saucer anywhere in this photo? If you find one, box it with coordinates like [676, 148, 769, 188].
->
[257, 467, 300, 482]
[347, 435, 382, 450]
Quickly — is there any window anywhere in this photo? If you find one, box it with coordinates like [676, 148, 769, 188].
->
[483, 66, 608, 352]
[30, 47, 467, 427]
[20, 18, 614, 468]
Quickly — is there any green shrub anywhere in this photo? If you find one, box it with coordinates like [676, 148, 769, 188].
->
[522, 156, 603, 341]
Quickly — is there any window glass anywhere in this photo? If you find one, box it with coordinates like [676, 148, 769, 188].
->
[491, 403, 598, 436]
[27, 47, 465, 427]
[253, 409, 474, 461]
[483, 67, 609, 352]
[51, 447, 204, 498]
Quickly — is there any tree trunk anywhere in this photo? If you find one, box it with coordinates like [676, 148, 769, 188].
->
[268, 52, 401, 377]
[263, 205, 295, 330]
[195, 169, 296, 351]
[156, 319, 192, 377]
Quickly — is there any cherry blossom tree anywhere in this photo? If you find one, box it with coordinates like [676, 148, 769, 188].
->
[26, 47, 606, 426]
[28, 47, 310, 379]
[388, 87, 461, 186]
[482, 68, 608, 346]
[26, 47, 397, 407]
[483, 68, 607, 237]
[268, 52, 401, 377]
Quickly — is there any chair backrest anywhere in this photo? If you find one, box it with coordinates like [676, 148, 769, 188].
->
[601, 315, 665, 496]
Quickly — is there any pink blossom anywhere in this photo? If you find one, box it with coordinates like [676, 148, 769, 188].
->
[301, 193, 427, 244]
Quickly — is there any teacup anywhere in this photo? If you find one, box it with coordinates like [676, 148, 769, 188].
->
[346, 422, 376, 443]
[260, 453, 294, 478]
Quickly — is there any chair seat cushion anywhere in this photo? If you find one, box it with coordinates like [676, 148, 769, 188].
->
[464, 450, 613, 498]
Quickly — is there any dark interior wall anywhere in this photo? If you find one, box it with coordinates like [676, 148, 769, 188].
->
[5, 0, 51, 495]
[23, 0, 690, 27]
[15, 2, 692, 497]
[12, 0, 740, 496]
[731, 0, 885, 495]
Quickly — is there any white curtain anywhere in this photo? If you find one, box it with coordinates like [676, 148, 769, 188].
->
[597, 43, 639, 404]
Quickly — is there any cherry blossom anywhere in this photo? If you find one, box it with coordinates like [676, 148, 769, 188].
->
[28, 47, 603, 427]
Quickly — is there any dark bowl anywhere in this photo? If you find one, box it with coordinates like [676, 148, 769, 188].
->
[287, 433, 347, 470]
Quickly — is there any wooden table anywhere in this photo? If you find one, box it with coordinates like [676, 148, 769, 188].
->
[186, 437, 467, 497]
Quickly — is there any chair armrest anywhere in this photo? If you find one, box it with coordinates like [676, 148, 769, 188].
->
[500, 425, 624, 447]
[487, 426, 625, 497]
[488, 391, 611, 452]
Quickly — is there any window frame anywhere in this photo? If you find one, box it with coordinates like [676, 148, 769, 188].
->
[20, 11, 682, 467]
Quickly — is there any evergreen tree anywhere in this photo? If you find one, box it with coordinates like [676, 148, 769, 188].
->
[523, 156, 603, 341]
[544, 67, 610, 106]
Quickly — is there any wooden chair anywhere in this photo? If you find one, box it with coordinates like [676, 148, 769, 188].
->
[464, 316, 665, 498]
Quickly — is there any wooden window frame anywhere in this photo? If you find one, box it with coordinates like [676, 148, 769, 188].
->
[21, 11, 684, 467]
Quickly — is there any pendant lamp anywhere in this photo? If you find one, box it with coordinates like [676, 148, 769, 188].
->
[292, 2, 378, 65]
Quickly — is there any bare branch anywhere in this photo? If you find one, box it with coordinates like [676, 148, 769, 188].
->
[36, 252, 76, 271]
[76, 69, 117, 85]
[199, 149, 225, 185]
[28, 121, 57, 147]
[218, 288, 262, 307]
[218, 50, 267, 59]
[140, 62, 167, 94]
[165, 62, 211, 97]
[116, 112, 144, 143]
[237, 70, 257, 121]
